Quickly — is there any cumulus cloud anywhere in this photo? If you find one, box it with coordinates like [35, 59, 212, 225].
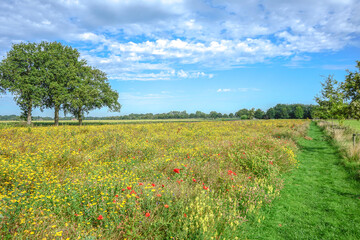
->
[0, 0, 359, 80]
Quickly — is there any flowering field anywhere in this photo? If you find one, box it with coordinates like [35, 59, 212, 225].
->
[0, 120, 308, 239]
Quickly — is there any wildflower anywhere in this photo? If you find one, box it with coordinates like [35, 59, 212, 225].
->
[97, 215, 103, 220]
[192, 179, 196, 182]
[151, 183, 155, 187]
[156, 194, 162, 197]
[145, 212, 150, 217]
[113, 200, 116, 203]
[164, 204, 169, 208]
[122, 189, 125, 191]
[130, 190, 137, 195]
[173, 168, 180, 173]
[162, 184, 164, 188]
[203, 186, 209, 190]
[269, 161, 273, 165]
[139, 183, 144, 186]
[184, 213, 187, 217]
[127, 186, 131, 190]
[115, 194, 119, 198]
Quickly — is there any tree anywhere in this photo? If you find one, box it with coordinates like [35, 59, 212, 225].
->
[235, 108, 249, 118]
[248, 108, 255, 119]
[229, 113, 234, 118]
[314, 75, 347, 121]
[342, 61, 360, 120]
[0, 42, 47, 125]
[266, 108, 275, 119]
[294, 105, 304, 119]
[254, 108, 265, 119]
[41, 41, 85, 126]
[64, 66, 121, 125]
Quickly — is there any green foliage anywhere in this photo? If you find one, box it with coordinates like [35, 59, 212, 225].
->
[254, 108, 265, 119]
[64, 66, 121, 125]
[314, 75, 347, 120]
[294, 105, 304, 119]
[342, 61, 360, 120]
[0, 42, 48, 124]
[235, 108, 249, 118]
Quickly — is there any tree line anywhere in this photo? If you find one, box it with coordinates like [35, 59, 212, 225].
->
[313, 61, 360, 122]
[0, 104, 315, 121]
[0, 42, 121, 125]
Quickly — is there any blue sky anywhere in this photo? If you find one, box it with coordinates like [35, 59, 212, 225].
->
[0, 0, 360, 117]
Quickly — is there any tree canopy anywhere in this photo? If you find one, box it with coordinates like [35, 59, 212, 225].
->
[0, 41, 121, 125]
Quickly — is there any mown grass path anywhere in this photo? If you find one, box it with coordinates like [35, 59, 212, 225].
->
[244, 122, 360, 240]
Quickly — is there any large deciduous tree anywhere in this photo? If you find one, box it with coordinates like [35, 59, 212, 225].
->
[64, 66, 121, 125]
[342, 61, 360, 120]
[41, 42, 84, 126]
[0, 42, 47, 125]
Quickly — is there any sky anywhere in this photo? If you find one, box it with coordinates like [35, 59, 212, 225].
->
[0, 0, 360, 117]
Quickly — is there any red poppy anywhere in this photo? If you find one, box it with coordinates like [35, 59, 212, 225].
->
[248, 176, 251, 179]
[97, 215, 103, 220]
[145, 212, 150, 217]
[157, 194, 162, 197]
[184, 213, 187, 217]
[176, 180, 181, 184]
[113, 200, 116, 203]
[173, 168, 180, 173]
[75, 213, 79, 216]
[162, 184, 164, 188]
[269, 161, 273, 165]
[203, 186, 209, 190]
[151, 184, 155, 187]
[164, 204, 169, 208]
[192, 179, 196, 182]
[130, 190, 137, 195]
[127, 186, 131, 190]
[115, 194, 119, 198]
[122, 189, 125, 191]
[139, 183, 144, 186]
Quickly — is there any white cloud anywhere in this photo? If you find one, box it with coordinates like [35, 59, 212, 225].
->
[0, 0, 359, 80]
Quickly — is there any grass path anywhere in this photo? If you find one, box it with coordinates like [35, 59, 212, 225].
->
[244, 122, 360, 239]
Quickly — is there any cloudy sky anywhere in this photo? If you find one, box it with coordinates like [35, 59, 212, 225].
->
[1, 0, 360, 116]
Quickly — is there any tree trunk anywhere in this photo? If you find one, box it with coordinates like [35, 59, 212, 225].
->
[54, 105, 60, 126]
[27, 102, 32, 125]
[78, 114, 83, 126]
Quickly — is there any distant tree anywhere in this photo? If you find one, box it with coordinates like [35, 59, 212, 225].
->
[195, 111, 206, 118]
[223, 113, 229, 118]
[266, 108, 275, 119]
[209, 111, 219, 119]
[248, 108, 255, 119]
[342, 61, 360, 120]
[294, 105, 304, 119]
[64, 66, 121, 125]
[0, 42, 47, 125]
[314, 75, 347, 121]
[235, 108, 249, 118]
[229, 113, 234, 118]
[254, 108, 265, 119]
[240, 115, 248, 120]
[273, 104, 289, 119]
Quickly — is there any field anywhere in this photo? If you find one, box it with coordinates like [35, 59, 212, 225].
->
[343, 120, 360, 132]
[0, 120, 308, 239]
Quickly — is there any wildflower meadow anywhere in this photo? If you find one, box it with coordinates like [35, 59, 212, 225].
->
[0, 120, 308, 239]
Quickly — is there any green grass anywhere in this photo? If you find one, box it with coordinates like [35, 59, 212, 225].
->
[343, 120, 360, 132]
[244, 121, 360, 239]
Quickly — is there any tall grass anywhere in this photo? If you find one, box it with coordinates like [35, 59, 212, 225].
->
[316, 120, 360, 180]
